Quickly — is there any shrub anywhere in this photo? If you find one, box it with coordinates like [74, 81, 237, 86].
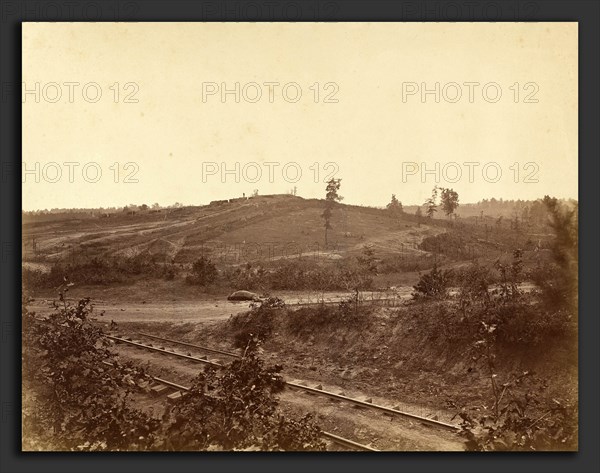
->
[162, 338, 325, 451]
[419, 232, 467, 258]
[529, 261, 575, 311]
[451, 256, 575, 346]
[186, 256, 218, 286]
[494, 249, 524, 301]
[23, 252, 166, 289]
[23, 293, 324, 451]
[222, 263, 268, 291]
[22, 289, 159, 451]
[412, 264, 453, 299]
[454, 367, 577, 451]
[493, 301, 575, 346]
[448, 256, 578, 451]
[264, 259, 374, 291]
[230, 297, 286, 348]
[287, 295, 373, 336]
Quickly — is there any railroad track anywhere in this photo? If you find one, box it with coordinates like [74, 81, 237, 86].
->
[101, 359, 377, 451]
[106, 333, 460, 432]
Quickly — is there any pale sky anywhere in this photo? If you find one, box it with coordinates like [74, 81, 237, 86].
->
[22, 22, 577, 210]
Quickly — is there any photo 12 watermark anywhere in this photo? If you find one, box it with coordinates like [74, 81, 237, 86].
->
[21, 81, 140, 104]
[401, 161, 540, 184]
[202, 161, 340, 184]
[401, 81, 539, 103]
[22, 162, 140, 184]
[202, 81, 339, 104]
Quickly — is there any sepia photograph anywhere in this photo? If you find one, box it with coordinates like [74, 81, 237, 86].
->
[21, 22, 578, 452]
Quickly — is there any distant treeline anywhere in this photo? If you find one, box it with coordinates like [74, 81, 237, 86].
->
[405, 197, 578, 221]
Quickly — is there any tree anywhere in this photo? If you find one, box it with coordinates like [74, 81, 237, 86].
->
[386, 194, 403, 217]
[186, 256, 218, 286]
[440, 187, 459, 218]
[321, 178, 342, 248]
[415, 206, 423, 227]
[356, 244, 378, 277]
[536, 196, 578, 310]
[424, 186, 438, 219]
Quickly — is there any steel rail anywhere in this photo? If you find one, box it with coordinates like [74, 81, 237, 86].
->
[286, 381, 459, 431]
[137, 332, 240, 358]
[107, 334, 459, 432]
[105, 334, 223, 367]
[102, 358, 377, 452]
[320, 431, 379, 452]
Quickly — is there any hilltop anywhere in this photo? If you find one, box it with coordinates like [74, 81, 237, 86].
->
[23, 195, 444, 266]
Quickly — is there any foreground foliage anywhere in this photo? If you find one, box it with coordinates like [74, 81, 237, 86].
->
[22, 291, 323, 451]
[163, 338, 325, 451]
[22, 288, 159, 451]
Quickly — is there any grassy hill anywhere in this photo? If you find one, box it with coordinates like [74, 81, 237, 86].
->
[23, 195, 445, 266]
[23, 193, 564, 301]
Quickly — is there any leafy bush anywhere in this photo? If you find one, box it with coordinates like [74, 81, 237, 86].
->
[452, 256, 575, 346]
[23, 293, 325, 451]
[453, 328, 578, 452]
[412, 264, 453, 299]
[230, 297, 286, 348]
[23, 252, 166, 289]
[493, 301, 575, 346]
[23, 257, 123, 288]
[454, 373, 577, 451]
[419, 232, 467, 258]
[267, 259, 374, 291]
[22, 290, 159, 451]
[186, 256, 218, 286]
[494, 249, 524, 301]
[162, 338, 325, 451]
[447, 248, 578, 451]
[287, 295, 373, 336]
[222, 263, 269, 291]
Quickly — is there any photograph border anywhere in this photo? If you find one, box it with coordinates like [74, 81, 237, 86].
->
[1, 1, 598, 472]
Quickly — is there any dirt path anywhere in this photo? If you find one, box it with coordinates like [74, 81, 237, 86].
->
[28, 289, 411, 324]
[30, 298, 251, 323]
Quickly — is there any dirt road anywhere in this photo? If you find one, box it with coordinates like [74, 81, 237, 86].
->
[28, 289, 413, 323]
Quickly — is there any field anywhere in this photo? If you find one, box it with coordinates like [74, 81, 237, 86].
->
[22, 195, 578, 451]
